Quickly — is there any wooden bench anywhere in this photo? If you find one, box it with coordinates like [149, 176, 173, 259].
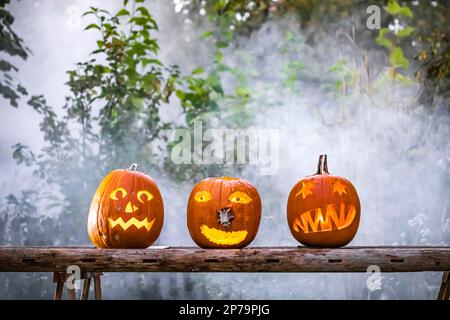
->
[0, 246, 449, 300]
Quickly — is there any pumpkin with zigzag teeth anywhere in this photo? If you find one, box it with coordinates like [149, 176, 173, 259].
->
[187, 177, 262, 248]
[87, 164, 164, 248]
[287, 155, 361, 247]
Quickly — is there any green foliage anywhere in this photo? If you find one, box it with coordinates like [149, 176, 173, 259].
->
[375, 0, 415, 80]
[166, 1, 262, 181]
[376, 28, 393, 49]
[65, 2, 179, 168]
[11, 0, 180, 244]
[282, 60, 306, 91]
[325, 59, 358, 96]
[386, 0, 413, 18]
[0, 192, 56, 245]
[167, 51, 253, 180]
[0, 0, 29, 107]
[412, 3, 450, 105]
[389, 47, 409, 70]
[397, 27, 415, 39]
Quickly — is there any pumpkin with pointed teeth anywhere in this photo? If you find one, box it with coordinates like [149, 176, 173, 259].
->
[87, 164, 164, 248]
[287, 155, 361, 247]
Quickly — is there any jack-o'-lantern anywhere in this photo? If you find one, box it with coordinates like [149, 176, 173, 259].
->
[187, 177, 262, 248]
[87, 164, 164, 248]
[287, 155, 360, 247]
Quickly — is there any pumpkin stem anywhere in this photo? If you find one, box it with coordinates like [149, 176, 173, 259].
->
[316, 154, 329, 175]
[129, 163, 140, 171]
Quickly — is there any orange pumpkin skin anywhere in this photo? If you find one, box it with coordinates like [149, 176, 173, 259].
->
[187, 177, 262, 249]
[87, 165, 164, 248]
[287, 155, 360, 247]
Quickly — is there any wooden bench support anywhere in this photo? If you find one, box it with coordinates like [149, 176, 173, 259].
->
[81, 277, 91, 300]
[53, 278, 64, 300]
[52, 271, 102, 300]
[94, 272, 102, 300]
[0, 246, 447, 300]
[437, 271, 449, 300]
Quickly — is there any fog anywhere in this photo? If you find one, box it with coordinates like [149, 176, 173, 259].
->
[1, 0, 448, 299]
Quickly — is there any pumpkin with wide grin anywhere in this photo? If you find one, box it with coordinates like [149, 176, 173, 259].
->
[287, 155, 361, 247]
[187, 177, 262, 248]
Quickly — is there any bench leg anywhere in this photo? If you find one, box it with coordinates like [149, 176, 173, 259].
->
[53, 272, 64, 300]
[67, 287, 76, 300]
[54, 281, 64, 300]
[81, 276, 91, 300]
[437, 271, 449, 300]
[94, 273, 102, 300]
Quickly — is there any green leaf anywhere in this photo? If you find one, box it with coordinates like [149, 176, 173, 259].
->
[213, 0, 228, 12]
[131, 96, 144, 108]
[386, 0, 413, 17]
[130, 17, 148, 26]
[389, 47, 409, 69]
[393, 72, 413, 84]
[175, 90, 185, 100]
[327, 59, 347, 73]
[201, 31, 214, 39]
[81, 10, 95, 17]
[90, 49, 105, 55]
[141, 58, 162, 67]
[136, 6, 151, 17]
[236, 87, 251, 98]
[376, 28, 392, 48]
[216, 41, 229, 49]
[84, 23, 100, 31]
[116, 9, 130, 17]
[284, 30, 294, 41]
[191, 67, 204, 75]
[214, 51, 224, 63]
[397, 27, 415, 38]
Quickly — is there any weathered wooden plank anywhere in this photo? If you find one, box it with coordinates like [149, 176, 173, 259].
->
[0, 246, 448, 273]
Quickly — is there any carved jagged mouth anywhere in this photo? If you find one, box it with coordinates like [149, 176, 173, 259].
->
[108, 217, 155, 231]
[200, 224, 248, 245]
[292, 203, 356, 234]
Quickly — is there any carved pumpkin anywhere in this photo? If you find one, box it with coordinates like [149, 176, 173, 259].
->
[287, 155, 360, 247]
[87, 164, 164, 248]
[187, 177, 262, 248]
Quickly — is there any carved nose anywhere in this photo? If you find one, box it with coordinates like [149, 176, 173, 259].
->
[125, 201, 138, 213]
[217, 207, 235, 228]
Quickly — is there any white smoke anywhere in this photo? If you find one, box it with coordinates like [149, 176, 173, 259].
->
[1, 0, 448, 299]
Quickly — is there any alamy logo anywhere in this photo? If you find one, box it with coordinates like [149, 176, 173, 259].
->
[366, 265, 382, 291]
[66, 265, 81, 290]
[66, 5, 82, 31]
[366, 5, 381, 30]
[170, 121, 279, 175]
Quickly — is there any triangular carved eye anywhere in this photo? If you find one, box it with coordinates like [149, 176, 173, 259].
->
[295, 181, 314, 199]
[332, 180, 348, 196]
